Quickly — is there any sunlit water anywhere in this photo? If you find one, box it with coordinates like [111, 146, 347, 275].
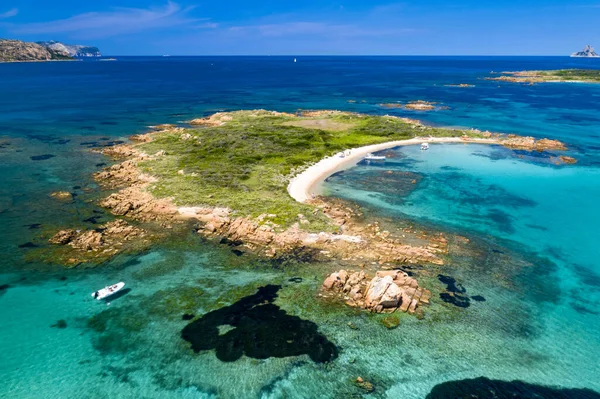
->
[1, 57, 599, 398]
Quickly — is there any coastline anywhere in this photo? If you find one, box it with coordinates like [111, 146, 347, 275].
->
[288, 137, 498, 203]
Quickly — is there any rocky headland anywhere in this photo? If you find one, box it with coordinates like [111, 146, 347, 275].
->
[0, 39, 101, 62]
[0, 39, 72, 62]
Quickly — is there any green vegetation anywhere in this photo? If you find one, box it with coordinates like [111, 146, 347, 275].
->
[381, 313, 401, 329]
[138, 110, 483, 230]
[539, 69, 600, 81]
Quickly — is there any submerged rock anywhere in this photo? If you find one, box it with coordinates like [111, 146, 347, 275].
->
[181, 285, 338, 363]
[50, 191, 73, 201]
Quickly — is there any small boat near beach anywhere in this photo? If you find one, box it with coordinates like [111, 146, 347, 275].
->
[92, 282, 125, 300]
[364, 153, 386, 161]
[421, 143, 430, 150]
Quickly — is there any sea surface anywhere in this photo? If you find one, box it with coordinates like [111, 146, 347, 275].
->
[1, 56, 599, 398]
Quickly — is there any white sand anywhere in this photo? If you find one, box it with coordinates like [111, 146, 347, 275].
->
[287, 137, 498, 203]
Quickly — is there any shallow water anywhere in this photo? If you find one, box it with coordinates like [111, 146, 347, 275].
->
[1, 56, 599, 398]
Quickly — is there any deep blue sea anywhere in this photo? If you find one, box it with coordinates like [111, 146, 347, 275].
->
[1, 56, 599, 398]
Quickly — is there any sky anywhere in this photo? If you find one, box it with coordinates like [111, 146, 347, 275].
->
[0, 1, 599, 55]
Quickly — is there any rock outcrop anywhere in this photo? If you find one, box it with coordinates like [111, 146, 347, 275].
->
[322, 269, 431, 315]
[49, 219, 148, 261]
[404, 101, 436, 111]
[502, 135, 567, 151]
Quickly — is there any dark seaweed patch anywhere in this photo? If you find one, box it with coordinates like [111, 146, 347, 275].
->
[440, 165, 462, 171]
[426, 377, 600, 399]
[83, 216, 103, 224]
[182, 314, 195, 320]
[487, 208, 516, 234]
[438, 275, 466, 294]
[438, 275, 471, 308]
[0, 284, 10, 296]
[30, 154, 55, 161]
[51, 319, 67, 329]
[572, 264, 600, 289]
[471, 295, 486, 302]
[571, 303, 599, 316]
[220, 237, 243, 247]
[526, 223, 548, 231]
[26, 134, 69, 145]
[440, 292, 471, 308]
[231, 249, 244, 257]
[18, 242, 38, 248]
[471, 149, 510, 161]
[181, 285, 337, 363]
[288, 277, 303, 283]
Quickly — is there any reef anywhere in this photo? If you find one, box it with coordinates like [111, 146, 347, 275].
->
[426, 377, 600, 399]
[181, 285, 338, 363]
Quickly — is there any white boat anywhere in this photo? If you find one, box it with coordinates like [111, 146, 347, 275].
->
[364, 153, 386, 161]
[92, 282, 125, 300]
[294, 58, 297, 63]
[421, 143, 430, 150]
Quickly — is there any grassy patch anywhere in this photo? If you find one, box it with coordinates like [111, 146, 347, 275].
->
[138, 111, 481, 230]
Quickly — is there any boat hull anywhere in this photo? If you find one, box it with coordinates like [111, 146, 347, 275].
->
[92, 282, 125, 300]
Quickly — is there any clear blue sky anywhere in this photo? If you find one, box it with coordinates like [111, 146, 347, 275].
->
[0, 1, 598, 55]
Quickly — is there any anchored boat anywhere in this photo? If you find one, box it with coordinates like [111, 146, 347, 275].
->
[92, 282, 125, 300]
[421, 143, 430, 150]
[364, 153, 386, 162]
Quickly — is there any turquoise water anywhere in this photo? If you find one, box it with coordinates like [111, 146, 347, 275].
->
[1, 57, 600, 398]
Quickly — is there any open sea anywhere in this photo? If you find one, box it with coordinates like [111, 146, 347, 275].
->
[1, 56, 599, 398]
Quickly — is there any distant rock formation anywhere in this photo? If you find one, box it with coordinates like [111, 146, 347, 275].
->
[0, 39, 72, 62]
[571, 45, 599, 58]
[37, 40, 101, 57]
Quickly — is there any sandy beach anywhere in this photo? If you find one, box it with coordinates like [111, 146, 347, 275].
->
[287, 136, 498, 203]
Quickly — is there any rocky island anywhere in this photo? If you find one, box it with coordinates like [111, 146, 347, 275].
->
[488, 69, 600, 84]
[0, 39, 100, 62]
[571, 45, 599, 58]
[44, 110, 574, 315]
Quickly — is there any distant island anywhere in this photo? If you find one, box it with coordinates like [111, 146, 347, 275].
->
[571, 45, 599, 58]
[0, 39, 100, 62]
[487, 69, 600, 84]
